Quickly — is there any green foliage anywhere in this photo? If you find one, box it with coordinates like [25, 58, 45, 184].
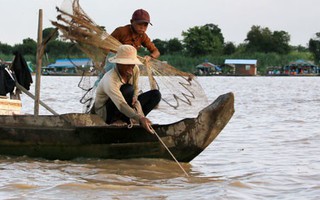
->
[308, 32, 320, 64]
[223, 42, 236, 55]
[291, 45, 309, 52]
[153, 39, 167, 55]
[182, 24, 224, 57]
[152, 38, 184, 55]
[13, 38, 37, 55]
[272, 31, 291, 54]
[0, 53, 14, 62]
[160, 54, 203, 72]
[22, 54, 37, 66]
[167, 38, 184, 54]
[137, 47, 149, 56]
[0, 42, 13, 55]
[245, 25, 290, 54]
[45, 40, 83, 57]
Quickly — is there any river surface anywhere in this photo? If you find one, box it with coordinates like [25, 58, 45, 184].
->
[1, 76, 319, 199]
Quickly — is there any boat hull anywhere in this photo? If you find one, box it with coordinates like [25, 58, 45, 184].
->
[0, 98, 22, 115]
[0, 92, 235, 162]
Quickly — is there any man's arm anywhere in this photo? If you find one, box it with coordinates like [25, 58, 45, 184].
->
[144, 49, 160, 62]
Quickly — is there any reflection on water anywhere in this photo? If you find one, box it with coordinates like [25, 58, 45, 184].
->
[1, 76, 320, 199]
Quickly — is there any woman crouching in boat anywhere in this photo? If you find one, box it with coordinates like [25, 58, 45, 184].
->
[93, 45, 161, 133]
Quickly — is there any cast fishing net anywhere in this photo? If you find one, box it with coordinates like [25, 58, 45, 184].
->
[52, 0, 208, 118]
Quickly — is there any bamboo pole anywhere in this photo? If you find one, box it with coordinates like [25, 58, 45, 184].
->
[34, 9, 43, 115]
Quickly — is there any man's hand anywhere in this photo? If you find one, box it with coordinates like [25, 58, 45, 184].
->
[139, 116, 153, 134]
[132, 96, 138, 106]
[144, 55, 153, 63]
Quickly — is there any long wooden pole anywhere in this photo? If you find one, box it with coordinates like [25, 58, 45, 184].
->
[34, 9, 43, 115]
[16, 83, 58, 115]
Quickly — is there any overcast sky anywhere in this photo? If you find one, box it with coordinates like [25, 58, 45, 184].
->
[1, 0, 319, 47]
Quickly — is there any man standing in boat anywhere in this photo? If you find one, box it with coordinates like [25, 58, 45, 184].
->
[94, 45, 161, 133]
[104, 9, 160, 72]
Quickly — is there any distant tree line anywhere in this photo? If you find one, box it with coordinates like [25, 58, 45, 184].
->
[0, 27, 85, 65]
[308, 32, 320, 64]
[1, 25, 320, 73]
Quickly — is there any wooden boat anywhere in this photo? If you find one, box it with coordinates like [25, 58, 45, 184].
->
[0, 92, 234, 162]
[0, 97, 22, 115]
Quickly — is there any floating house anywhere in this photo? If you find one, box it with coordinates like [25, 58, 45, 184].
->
[266, 66, 283, 75]
[266, 60, 319, 76]
[283, 59, 319, 75]
[224, 59, 257, 76]
[42, 58, 93, 75]
[194, 61, 221, 75]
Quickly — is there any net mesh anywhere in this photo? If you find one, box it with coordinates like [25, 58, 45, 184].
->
[52, 0, 208, 118]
